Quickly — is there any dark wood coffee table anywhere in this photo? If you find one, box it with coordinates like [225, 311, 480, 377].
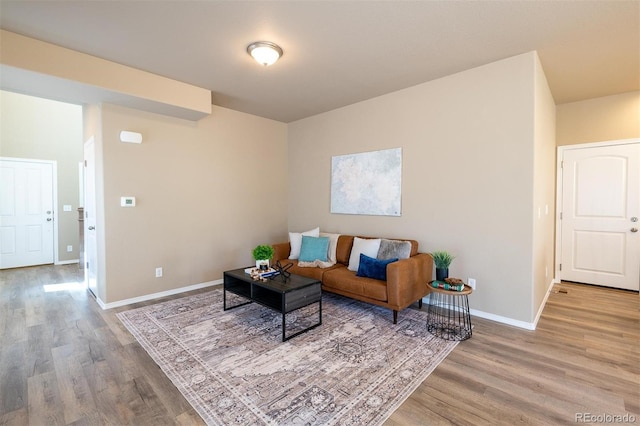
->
[223, 268, 322, 341]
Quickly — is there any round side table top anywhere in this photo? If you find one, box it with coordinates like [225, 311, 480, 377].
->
[428, 282, 473, 295]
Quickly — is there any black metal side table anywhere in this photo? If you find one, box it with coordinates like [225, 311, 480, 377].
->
[426, 283, 473, 341]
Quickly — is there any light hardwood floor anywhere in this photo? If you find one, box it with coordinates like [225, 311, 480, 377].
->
[1, 264, 638, 425]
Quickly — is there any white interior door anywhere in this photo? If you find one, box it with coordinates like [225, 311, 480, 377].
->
[560, 142, 639, 290]
[84, 138, 98, 298]
[0, 158, 55, 269]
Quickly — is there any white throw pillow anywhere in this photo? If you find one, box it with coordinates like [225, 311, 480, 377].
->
[320, 232, 340, 263]
[348, 237, 382, 271]
[288, 227, 320, 259]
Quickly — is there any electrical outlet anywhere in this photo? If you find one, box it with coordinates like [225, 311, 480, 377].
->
[468, 278, 476, 290]
[155, 267, 163, 278]
[67, 245, 73, 252]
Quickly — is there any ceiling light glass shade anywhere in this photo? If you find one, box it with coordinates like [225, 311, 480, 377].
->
[247, 41, 283, 66]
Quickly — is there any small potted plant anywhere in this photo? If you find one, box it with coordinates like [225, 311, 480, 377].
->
[431, 251, 455, 281]
[252, 244, 275, 270]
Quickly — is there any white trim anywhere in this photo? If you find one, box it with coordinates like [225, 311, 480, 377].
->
[95, 296, 107, 310]
[55, 259, 79, 265]
[555, 147, 564, 283]
[52, 161, 59, 264]
[531, 279, 556, 329]
[99, 279, 223, 310]
[557, 138, 639, 151]
[78, 161, 84, 207]
[469, 309, 536, 330]
[0, 156, 57, 164]
[555, 138, 640, 283]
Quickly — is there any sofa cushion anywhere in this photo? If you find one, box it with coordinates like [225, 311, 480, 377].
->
[323, 267, 387, 302]
[377, 239, 412, 260]
[288, 227, 320, 259]
[357, 254, 398, 281]
[299, 236, 329, 262]
[282, 260, 344, 281]
[348, 237, 382, 272]
[335, 235, 354, 265]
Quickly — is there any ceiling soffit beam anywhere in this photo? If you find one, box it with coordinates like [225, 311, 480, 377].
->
[0, 30, 211, 121]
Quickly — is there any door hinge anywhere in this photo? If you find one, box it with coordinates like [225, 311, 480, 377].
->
[84, 160, 87, 167]
[86, 262, 89, 269]
[560, 160, 563, 169]
[560, 212, 563, 220]
[559, 264, 562, 271]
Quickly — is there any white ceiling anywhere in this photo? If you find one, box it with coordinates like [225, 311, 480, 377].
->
[1, 0, 638, 123]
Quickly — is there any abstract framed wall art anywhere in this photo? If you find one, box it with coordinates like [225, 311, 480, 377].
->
[330, 148, 402, 216]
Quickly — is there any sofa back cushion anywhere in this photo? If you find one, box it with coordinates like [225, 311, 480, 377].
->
[404, 240, 419, 256]
[336, 235, 355, 265]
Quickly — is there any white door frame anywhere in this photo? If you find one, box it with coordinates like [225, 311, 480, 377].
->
[555, 138, 640, 284]
[0, 156, 59, 266]
[83, 136, 98, 299]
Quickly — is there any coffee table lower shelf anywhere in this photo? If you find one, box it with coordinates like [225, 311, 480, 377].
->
[223, 268, 322, 342]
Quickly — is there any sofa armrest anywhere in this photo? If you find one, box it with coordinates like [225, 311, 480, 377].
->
[386, 253, 433, 308]
[272, 242, 291, 262]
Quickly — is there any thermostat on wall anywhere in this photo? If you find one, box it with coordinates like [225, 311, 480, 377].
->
[121, 196, 136, 207]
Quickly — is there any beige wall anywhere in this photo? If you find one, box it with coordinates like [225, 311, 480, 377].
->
[557, 91, 640, 146]
[0, 90, 83, 263]
[288, 52, 551, 324]
[94, 103, 288, 303]
[8, 33, 613, 325]
[532, 56, 557, 316]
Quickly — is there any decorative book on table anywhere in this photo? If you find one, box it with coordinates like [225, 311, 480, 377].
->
[244, 267, 280, 278]
[431, 280, 465, 292]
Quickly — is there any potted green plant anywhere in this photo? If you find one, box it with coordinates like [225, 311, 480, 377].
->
[431, 251, 455, 281]
[252, 244, 275, 270]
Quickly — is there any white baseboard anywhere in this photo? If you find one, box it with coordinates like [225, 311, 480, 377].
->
[96, 296, 107, 310]
[99, 279, 223, 310]
[421, 279, 557, 331]
[530, 279, 556, 330]
[468, 308, 536, 330]
[104, 278, 558, 327]
[56, 259, 79, 265]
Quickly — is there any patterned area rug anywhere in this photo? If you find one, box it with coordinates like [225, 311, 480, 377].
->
[117, 288, 458, 425]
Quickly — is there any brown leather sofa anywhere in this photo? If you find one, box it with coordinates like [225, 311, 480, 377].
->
[272, 235, 433, 324]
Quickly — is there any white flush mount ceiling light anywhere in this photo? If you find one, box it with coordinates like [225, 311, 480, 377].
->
[247, 41, 283, 66]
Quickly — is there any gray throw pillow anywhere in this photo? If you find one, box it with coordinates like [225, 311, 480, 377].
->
[377, 239, 411, 260]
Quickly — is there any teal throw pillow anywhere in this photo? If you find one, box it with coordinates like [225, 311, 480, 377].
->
[356, 253, 398, 281]
[299, 236, 330, 262]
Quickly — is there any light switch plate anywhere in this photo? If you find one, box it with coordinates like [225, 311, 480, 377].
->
[121, 196, 136, 207]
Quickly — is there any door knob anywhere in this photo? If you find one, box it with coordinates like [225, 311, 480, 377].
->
[632, 217, 638, 222]
[632, 228, 638, 233]
[88, 226, 95, 230]
[46, 218, 52, 222]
